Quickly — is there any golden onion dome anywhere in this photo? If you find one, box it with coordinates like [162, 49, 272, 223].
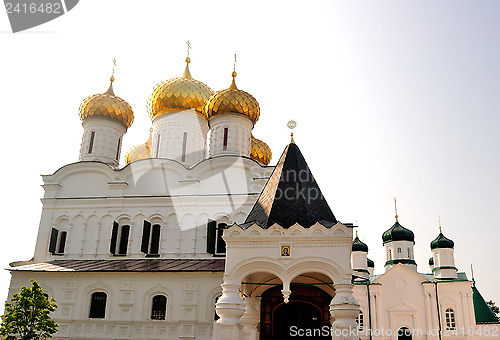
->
[250, 134, 272, 165]
[148, 58, 213, 121]
[204, 71, 260, 124]
[79, 77, 134, 128]
[125, 129, 152, 165]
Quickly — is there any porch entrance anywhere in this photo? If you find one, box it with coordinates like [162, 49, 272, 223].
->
[260, 285, 332, 340]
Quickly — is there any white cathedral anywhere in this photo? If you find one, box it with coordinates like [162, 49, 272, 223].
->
[5, 53, 499, 340]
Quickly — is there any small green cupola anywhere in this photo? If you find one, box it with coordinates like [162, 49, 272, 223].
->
[382, 221, 415, 244]
[429, 257, 434, 266]
[430, 227, 454, 249]
[367, 258, 375, 268]
[352, 231, 368, 252]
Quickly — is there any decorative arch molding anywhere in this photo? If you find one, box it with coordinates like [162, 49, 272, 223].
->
[228, 257, 288, 284]
[143, 285, 174, 321]
[81, 281, 114, 319]
[287, 257, 345, 284]
[49, 162, 116, 183]
[115, 214, 132, 224]
[207, 286, 223, 321]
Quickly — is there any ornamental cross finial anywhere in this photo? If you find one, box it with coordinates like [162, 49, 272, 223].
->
[439, 215, 442, 233]
[233, 54, 237, 73]
[287, 120, 297, 143]
[186, 40, 191, 57]
[111, 58, 117, 78]
[394, 197, 399, 222]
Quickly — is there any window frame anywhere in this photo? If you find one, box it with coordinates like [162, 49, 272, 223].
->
[89, 292, 107, 319]
[445, 308, 456, 330]
[151, 295, 167, 320]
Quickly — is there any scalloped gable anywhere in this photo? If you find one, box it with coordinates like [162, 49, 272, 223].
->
[244, 142, 337, 228]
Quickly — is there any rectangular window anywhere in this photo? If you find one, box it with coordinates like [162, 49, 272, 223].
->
[115, 138, 121, 161]
[88, 131, 95, 154]
[141, 221, 160, 256]
[215, 223, 227, 255]
[223, 127, 228, 151]
[110, 222, 129, 256]
[206, 220, 217, 255]
[57, 231, 67, 254]
[155, 133, 161, 157]
[181, 132, 187, 162]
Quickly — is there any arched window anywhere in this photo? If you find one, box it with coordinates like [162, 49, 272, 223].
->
[407, 248, 411, 257]
[388, 248, 392, 260]
[356, 312, 364, 331]
[445, 308, 456, 330]
[397, 247, 402, 256]
[151, 295, 167, 320]
[89, 292, 107, 318]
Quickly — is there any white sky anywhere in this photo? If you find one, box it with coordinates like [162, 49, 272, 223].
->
[1, 0, 499, 312]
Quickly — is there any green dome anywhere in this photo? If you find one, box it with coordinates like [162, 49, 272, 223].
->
[382, 221, 415, 244]
[352, 236, 368, 252]
[367, 258, 375, 268]
[429, 257, 434, 266]
[430, 232, 454, 249]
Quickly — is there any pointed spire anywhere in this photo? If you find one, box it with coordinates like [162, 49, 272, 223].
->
[229, 54, 238, 90]
[244, 142, 337, 228]
[394, 197, 399, 222]
[182, 41, 193, 78]
[105, 58, 117, 95]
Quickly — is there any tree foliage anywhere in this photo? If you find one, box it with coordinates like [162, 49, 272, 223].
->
[0, 280, 58, 340]
[487, 300, 500, 317]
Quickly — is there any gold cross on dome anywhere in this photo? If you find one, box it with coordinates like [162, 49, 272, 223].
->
[111, 58, 117, 77]
[233, 54, 237, 73]
[186, 40, 191, 57]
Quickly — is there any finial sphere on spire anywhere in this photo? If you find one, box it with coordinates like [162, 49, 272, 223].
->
[287, 120, 297, 129]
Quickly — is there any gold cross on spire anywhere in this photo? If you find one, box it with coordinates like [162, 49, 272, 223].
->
[186, 40, 191, 58]
[233, 54, 237, 73]
[439, 215, 442, 233]
[394, 197, 399, 222]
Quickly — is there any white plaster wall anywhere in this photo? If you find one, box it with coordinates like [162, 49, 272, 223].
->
[33, 158, 272, 262]
[8, 271, 223, 340]
[79, 118, 126, 166]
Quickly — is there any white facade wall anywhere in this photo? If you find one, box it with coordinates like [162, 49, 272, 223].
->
[33, 158, 272, 262]
[8, 271, 223, 340]
[209, 114, 253, 158]
[151, 110, 209, 166]
[79, 118, 126, 166]
[352, 251, 369, 279]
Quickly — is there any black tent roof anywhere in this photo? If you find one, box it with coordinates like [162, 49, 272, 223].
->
[244, 142, 337, 228]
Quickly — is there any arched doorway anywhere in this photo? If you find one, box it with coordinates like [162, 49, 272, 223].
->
[398, 327, 412, 340]
[260, 285, 332, 340]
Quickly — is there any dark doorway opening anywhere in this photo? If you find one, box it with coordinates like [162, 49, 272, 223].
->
[260, 285, 332, 340]
[398, 327, 412, 340]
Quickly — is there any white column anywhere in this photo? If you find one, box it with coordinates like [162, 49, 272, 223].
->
[213, 282, 245, 340]
[240, 297, 259, 340]
[330, 283, 360, 340]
